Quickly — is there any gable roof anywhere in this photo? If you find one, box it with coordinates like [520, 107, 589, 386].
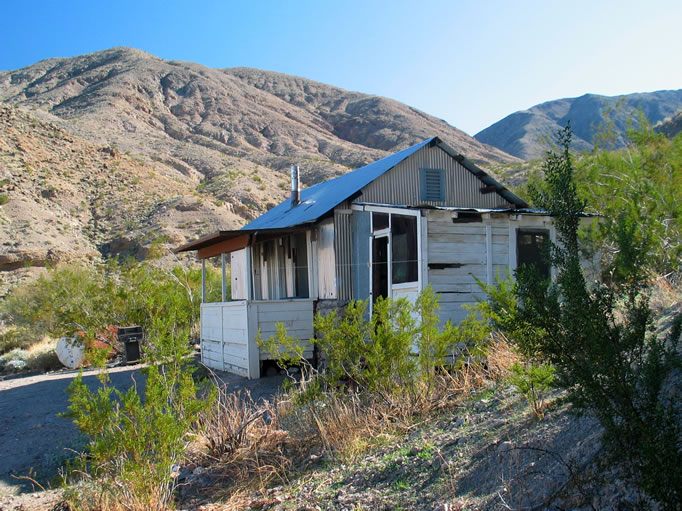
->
[243, 137, 527, 231]
[176, 137, 528, 254]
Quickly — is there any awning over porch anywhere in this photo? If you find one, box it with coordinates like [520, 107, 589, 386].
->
[174, 227, 310, 259]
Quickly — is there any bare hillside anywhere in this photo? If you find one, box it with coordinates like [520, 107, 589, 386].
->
[0, 47, 517, 180]
[0, 104, 254, 295]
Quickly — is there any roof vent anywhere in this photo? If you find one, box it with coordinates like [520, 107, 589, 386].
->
[291, 165, 301, 206]
[420, 168, 445, 202]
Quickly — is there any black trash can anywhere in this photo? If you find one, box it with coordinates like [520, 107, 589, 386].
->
[118, 326, 143, 363]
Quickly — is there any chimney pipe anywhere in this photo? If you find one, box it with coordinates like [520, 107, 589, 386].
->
[291, 165, 301, 206]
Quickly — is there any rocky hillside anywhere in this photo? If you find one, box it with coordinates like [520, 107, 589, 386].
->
[0, 47, 519, 293]
[475, 90, 682, 159]
[655, 109, 682, 138]
[0, 47, 518, 184]
[0, 104, 255, 295]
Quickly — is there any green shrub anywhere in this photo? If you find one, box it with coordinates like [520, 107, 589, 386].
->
[261, 286, 492, 398]
[0, 257, 221, 503]
[508, 362, 555, 418]
[0, 327, 35, 354]
[0, 194, 8, 205]
[1, 258, 222, 342]
[522, 117, 682, 276]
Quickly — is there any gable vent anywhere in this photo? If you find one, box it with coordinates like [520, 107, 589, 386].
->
[420, 168, 445, 202]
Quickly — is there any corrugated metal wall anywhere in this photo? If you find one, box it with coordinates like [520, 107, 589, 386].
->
[351, 210, 371, 302]
[334, 203, 354, 300]
[360, 145, 513, 209]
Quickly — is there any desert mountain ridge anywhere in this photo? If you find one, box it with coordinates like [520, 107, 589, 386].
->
[475, 90, 682, 159]
[0, 46, 518, 294]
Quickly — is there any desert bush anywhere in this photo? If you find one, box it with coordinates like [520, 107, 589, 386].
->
[0, 327, 36, 354]
[508, 362, 555, 419]
[522, 117, 682, 277]
[0, 349, 29, 372]
[257, 286, 500, 457]
[208, 331, 518, 504]
[0, 336, 61, 372]
[495, 125, 682, 509]
[261, 286, 492, 404]
[1, 258, 222, 348]
[62, 272, 211, 510]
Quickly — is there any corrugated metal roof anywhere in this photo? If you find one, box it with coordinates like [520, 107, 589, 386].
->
[242, 138, 435, 231]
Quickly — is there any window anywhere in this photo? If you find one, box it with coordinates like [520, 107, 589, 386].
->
[391, 214, 418, 284]
[516, 229, 550, 280]
[420, 168, 445, 202]
[291, 233, 309, 298]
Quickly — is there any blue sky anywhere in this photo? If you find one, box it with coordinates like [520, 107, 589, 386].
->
[2, 0, 680, 135]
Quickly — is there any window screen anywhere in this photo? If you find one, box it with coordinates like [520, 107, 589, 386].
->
[392, 214, 418, 283]
[420, 168, 445, 202]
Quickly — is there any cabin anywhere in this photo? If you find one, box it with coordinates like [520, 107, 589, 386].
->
[176, 137, 555, 378]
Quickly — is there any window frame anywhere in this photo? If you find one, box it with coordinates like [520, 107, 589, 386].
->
[364, 205, 422, 292]
[516, 228, 551, 280]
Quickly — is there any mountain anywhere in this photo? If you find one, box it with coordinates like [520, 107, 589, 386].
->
[475, 90, 682, 159]
[0, 47, 517, 294]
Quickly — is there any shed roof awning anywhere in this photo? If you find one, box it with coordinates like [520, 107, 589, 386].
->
[174, 230, 250, 258]
[174, 226, 311, 258]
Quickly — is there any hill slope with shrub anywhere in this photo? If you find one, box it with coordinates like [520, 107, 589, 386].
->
[476, 90, 682, 159]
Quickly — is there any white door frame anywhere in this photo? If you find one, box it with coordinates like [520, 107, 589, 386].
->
[354, 204, 422, 314]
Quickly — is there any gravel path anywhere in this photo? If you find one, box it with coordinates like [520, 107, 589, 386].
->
[0, 363, 283, 496]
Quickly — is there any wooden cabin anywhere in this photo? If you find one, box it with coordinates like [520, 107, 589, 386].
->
[176, 137, 555, 378]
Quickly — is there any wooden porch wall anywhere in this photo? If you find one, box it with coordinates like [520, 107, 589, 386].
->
[200, 299, 314, 379]
[201, 301, 250, 377]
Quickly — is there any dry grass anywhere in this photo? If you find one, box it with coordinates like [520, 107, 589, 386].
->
[64, 475, 176, 511]
[25, 336, 61, 371]
[650, 273, 682, 314]
[193, 335, 520, 506]
[195, 388, 294, 499]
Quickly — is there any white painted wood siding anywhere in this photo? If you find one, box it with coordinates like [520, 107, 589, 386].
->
[201, 301, 250, 377]
[426, 211, 513, 325]
[231, 249, 248, 300]
[317, 218, 336, 299]
[252, 300, 314, 360]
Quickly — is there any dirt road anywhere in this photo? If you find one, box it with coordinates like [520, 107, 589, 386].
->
[0, 364, 283, 496]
